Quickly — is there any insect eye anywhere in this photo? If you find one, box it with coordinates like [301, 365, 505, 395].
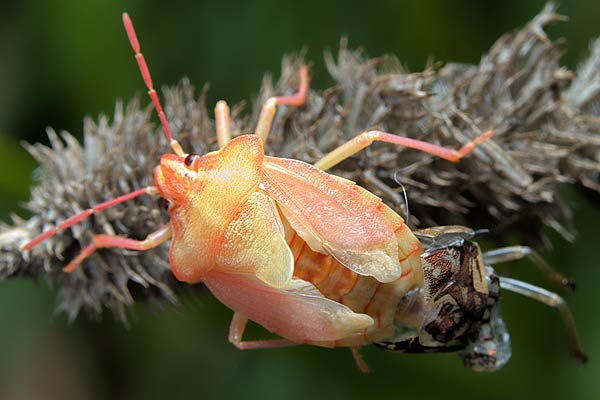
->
[184, 153, 199, 168]
[161, 198, 171, 211]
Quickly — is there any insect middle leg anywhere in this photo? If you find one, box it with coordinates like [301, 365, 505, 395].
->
[213, 65, 308, 149]
[314, 129, 495, 172]
[255, 65, 309, 143]
[482, 246, 575, 290]
[215, 101, 232, 149]
[228, 311, 299, 350]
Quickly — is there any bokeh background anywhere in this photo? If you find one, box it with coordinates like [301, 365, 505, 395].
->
[1, 0, 599, 399]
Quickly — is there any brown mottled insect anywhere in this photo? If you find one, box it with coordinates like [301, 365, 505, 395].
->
[376, 225, 587, 371]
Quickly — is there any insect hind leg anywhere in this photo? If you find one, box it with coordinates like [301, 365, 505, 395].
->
[500, 277, 587, 363]
[314, 129, 495, 172]
[350, 347, 371, 373]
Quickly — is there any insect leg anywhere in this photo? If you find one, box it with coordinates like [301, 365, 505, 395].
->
[22, 186, 159, 250]
[314, 129, 495, 171]
[63, 223, 172, 273]
[215, 100, 232, 148]
[500, 277, 587, 363]
[350, 347, 371, 373]
[228, 311, 299, 350]
[483, 246, 575, 290]
[255, 65, 309, 143]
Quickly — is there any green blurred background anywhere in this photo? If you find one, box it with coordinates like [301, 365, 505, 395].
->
[1, 0, 599, 399]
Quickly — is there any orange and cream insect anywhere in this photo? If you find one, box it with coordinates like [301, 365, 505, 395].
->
[22, 13, 495, 369]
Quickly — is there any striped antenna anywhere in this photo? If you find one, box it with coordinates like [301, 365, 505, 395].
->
[122, 12, 184, 156]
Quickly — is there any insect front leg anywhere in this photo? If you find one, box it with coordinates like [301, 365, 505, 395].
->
[22, 187, 158, 250]
[63, 224, 172, 273]
[21, 185, 168, 272]
[228, 311, 299, 350]
[254, 65, 309, 143]
[314, 129, 495, 171]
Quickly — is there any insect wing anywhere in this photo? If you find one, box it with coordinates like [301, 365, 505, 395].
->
[204, 270, 374, 342]
[262, 156, 406, 283]
[217, 191, 294, 288]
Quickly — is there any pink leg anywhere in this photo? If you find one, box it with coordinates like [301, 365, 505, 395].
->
[314, 129, 495, 171]
[255, 65, 309, 143]
[63, 224, 172, 273]
[272, 65, 309, 107]
[228, 312, 299, 350]
[22, 186, 158, 250]
[351, 347, 371, 373]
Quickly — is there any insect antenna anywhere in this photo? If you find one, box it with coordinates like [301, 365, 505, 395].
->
[122, 12, 185, 157]
[22, 14, 173, 253]
[398, 182, 411, 228]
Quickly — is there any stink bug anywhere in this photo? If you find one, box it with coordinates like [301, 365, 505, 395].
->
[23, 13, 498, 371]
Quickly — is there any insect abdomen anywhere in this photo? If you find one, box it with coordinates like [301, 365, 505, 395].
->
[289, 227, 423, 346]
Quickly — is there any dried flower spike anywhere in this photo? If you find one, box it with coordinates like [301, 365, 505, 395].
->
[1, 3, 598, 321]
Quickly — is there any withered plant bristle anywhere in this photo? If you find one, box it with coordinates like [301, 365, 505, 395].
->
[1, 3, 599, 320]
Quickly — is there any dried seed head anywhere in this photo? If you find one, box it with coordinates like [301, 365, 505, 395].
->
[1, 3, 599, 320]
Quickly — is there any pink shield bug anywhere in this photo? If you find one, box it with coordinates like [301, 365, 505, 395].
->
[21, 13, 533, 372]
